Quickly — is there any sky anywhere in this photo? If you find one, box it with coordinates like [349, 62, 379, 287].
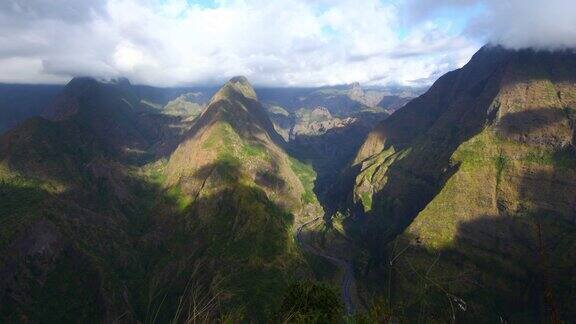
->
[0, 0, 575, 87]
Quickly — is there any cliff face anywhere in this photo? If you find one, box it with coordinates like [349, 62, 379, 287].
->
[348, 46, 576, 321]
[351, 46, 511, 233]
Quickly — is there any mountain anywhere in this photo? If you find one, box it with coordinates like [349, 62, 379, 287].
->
[161, 92, 205, 118]
[0, 81, 216, 138]
[144, 76, 327, 321]
[0, 84, 63, 134]
[0, 78, 157, 322]
[42, 77, 158, 157]
[286, 108, 387, 213]
[0, 81, 419, 146]
[0, 75, 331, 322]
[255, 83, 407, 212]
[165, 76, 320, 216]
[345, 46, 576, 321]
[6, 46, 574, 322]
[271, 83, 383, 117]
[257, 83, 422, 116]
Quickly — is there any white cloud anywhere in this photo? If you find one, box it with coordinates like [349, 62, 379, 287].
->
[482, 0, 576, 49]
[0, 0, 482, 87]
[408, 0, 576, 50]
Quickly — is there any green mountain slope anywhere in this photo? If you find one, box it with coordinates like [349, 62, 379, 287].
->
[135, 76, 326, 321]
[0, 76, 330, 322]
[0, 103, 149, 322]
[165, 76, 321, 220]
[0, 74, 337, 323]
[347, 46, 576, 321]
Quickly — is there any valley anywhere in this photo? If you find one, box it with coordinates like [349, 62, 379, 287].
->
[0, 45, 575, 323]
[0, 74, 404, 322]
[3, 0, 576, 322]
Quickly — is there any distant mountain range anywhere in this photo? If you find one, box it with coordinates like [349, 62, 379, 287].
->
[0, 81, 423, 135]
[1, 45, 575, 323]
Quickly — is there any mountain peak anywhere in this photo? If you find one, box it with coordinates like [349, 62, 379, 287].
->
[229, 75, 250, 84]
[66, 76, 132, 89]
[347, 81, 365, 101]
[217, 76, 257, 100]
[44, 76, 137, 122]
[192, 77, 284, 148]
[40, 75, 151, 155]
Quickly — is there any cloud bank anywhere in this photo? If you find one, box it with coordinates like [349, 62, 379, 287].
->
[0, 0, 574, 87]
[409, 0, 576, 50]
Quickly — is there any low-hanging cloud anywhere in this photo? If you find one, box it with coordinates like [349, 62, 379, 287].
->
[408, 0, 576, 50]
[482, 0, 576, 49]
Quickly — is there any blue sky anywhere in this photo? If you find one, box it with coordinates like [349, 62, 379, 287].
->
[0, 0, 574, 86]
[186, 0, 218, 8]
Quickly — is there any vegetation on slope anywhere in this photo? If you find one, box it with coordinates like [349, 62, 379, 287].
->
[345, 46, 576, 322]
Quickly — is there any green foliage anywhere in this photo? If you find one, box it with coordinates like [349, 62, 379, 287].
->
[304, 251, 339, 282]
[182, 183, 300, 322]
[494, 154, 507, 185]
[28, 251, 103, 323]
[451, 131, 493, 168]
[278, 281, 343, 323]
[202, 122, 238, 150]
[0, 178, 47, 248]
[360, 191, 373, 212]
[552, 148, 576, 169]
[289, 157, 317, 204]
[353, 296, 399, 324]
[165, 185, 192, 212]
[522, 148, 576, 169]
[241, 142, 267, 157]
[203, 186, 293, 260]
[203, 122, 270, 164]
[523, 150, 555, 166]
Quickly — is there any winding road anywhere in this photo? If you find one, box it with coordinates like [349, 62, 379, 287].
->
[296, 217, 357, 315]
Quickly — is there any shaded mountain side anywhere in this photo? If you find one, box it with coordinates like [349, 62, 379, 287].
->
[0, 116, 151, 322]
[0, 126, 310, 322]
[0, 81, 217, 136]
[345, 46, 576, 321]
[0, 116, 149, 212]
[376, 95, 413, 113]
[287, 111, 387, 215]
[0, 84, 63, 134]
[140, 160, 316, 322]
[41, 77, 203, 162]
[42, 77, 157, 158]
[0, 78, 204, 322]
